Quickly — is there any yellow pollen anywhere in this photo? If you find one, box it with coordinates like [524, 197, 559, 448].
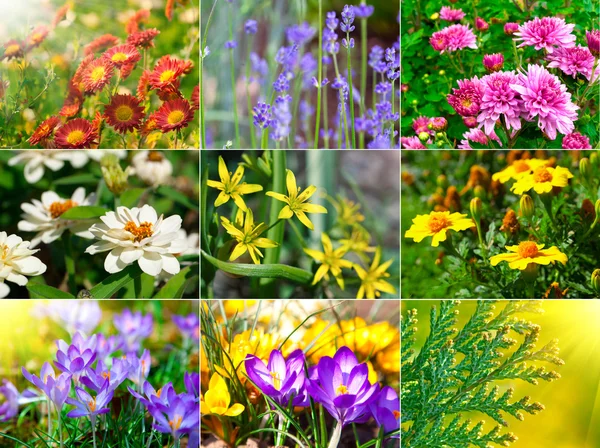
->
[167, 110, 185, 125]
[111, 53, 128, 62]
[427, 213, 451, 233]
[514, 161, 531, 173]
[5, 44, 20, 55]
[115, 104, 134, 122]
[518, 241, 539, 258]
[533, 167, 552, 183]
[101, 372, 111, 380]
[461, 98, 472, 107]
[159, 70, 175, 83]
[393, 410, 400, 419]
[147, 151, 164, 162]
[336, 385, 349, 395]
[0, 244, 8, 259]
[66, 130, 86, 145]
[90, 66, 106, 82]
[49, 199, 78, 218]
[270, 371, 282, 390]
[124, 221, 153, 242]
[168, 415, 183, 431]
[88, 398, 97, 412]
[156, 388, 162, 398]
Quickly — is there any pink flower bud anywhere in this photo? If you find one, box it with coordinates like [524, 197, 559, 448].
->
[483, 53, 504, 72]
[504, 22, 519, 35]
[463, 116, 478, 128]
[476, 17, 489, 31]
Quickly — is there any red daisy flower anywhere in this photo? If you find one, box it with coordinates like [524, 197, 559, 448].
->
[82, 58, 114, 93]
[102, 44, 141, 68]
[137, 70, 152, 101]
[60, 83, 84, 118]
[156, 85, 183, 102]
[84, 34, 120, 56]
[155, 99, 194, 133]
[27, 26, 49, 50]
[148, 56, 186, 91]
[54, 118, 97, 149]
[127, 29, 160, 49]
[141, 112, 160, 136]
[191, 85, 200, 111]
[125, 9, 150, 34]
[2, 40, 24, 60]
[28, 116, 61, 145]
[104, 94, 145, 133]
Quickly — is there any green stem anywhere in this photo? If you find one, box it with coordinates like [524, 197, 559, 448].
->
[63, 235, 76, 294]
[323, 83, 330, 148]
[391, 79, 396, 147]
[327, 422, 342, 448]
[58, 409, 63, 448]
[245, 36, 257, 148]
[92, 422, 97, 448]
[261, 128, 269, 149]
[346, 35, 356, 149]
[228, 6, 240, 148]
[313, 0, 323, 149]
[263, 218, 283, 235]
[332, 54, 350, 149]
[360, 15, 367, 118]
[512, 39, 521, 70]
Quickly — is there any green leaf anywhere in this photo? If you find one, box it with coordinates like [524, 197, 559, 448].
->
[52, 173, 99, 186]
[153, 264, 199, 298]
[202, 250, 312, 284]
[59, 206, 108, 220]
[120, 187, 147, 208]
[200, 162, 216, 285]
[89, 264, 144, 299]
[156, 185, 199, 211]
[26, 283, 76, 299]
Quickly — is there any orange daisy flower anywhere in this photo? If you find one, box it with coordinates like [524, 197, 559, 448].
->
[102, 44, 141, 68]
[72, 54, 94, 87]
[125, 9, 150, 35]
[104, 94, 145, 133]
[127, 29, 160, 49]
[28, 116, 61, 145]
[27, 26, 49, 50]
[191, 85, 200, 111]
[155, 99, 194, 133]
[83, 58, 114, 93]
[84, 34, 120, 56]
[141, 112, 160, 136]
[2, 40, 24, 60]
[60, 84, 84, 118]
[54, 118, 97, 149]
[149, 56, 186, 91]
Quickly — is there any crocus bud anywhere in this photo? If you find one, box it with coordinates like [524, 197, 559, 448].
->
[504, 22, 519, 35]
[102, 164, 131, 195]
[463, 116, 478, 128]
[474, 185, 486, 199]
[580, 158, 591, 181]
[476, 17, 489, 31]
[470, 197, 482, 222]
[520, 194, 535, 220]
[592, 269, 600, 294]
[483, 53, 504, 72]
[418, 131, 430, 142]
[431, 117, 448, 131]
[437, 174, 448, 189]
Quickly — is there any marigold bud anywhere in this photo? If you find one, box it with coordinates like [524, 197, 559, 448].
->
[470, 197, 482, 222]
[474, 185, 486, 199]
[500, 209, 520, 234]
[580, 157, 591, 181]
[418, 131, 430, 142]
[592, 269, 600, 294]
[520, 194, 535, 220]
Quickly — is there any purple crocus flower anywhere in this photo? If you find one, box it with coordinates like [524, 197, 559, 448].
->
[55, 343, 96, 382]
[244, 19, 258, 35]
[148, 394, 199, 441]
[172, 313, 199, 342]
[370, 386, 400, 436]
[22, 362, 72, 411]
[245, 349, 309, 408]
[306, 346, 378, 427]
[66, 383, 113, 426]
[113, 308, 153, 353]
[57, 332, 97, 354]
[95, 334, 123, 364]
[125, 349, 152, 387]
[81, 358, 130, 393]
[184, 372, 200, 401]
[128, 381, 175, 408]
[0, 380, 19, 421]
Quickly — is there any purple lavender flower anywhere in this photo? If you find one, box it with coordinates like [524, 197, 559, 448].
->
[375, 82, 391, 96]
[340, 5, 356, 33]
[113, 308, 153, 353]
[250, 53, 269, 81]
[22, 362, 72, 411]
[125, 349, 152, 387]
[81, 358, 129, 393]
[66, 383, 113, 426]
[271, 95, 293, 141]
[299, 53, 317, 88]
[224, 40, 237, 49]
[286, 22, 316, 44]
[353, 4, 374, 19]
[369, 45, 387, 73]
[245, 349, 309, 408]
[173, 313, 199, 342]
[275, 44, 299, 71]
[244, 19, 258, 35]
[368, 130, 395, 149]
[369, 386, 400, 436]
[148, 394, 199, 441]
[306, 346, 378, 427]
[342, 37, 355, 49]
[324, 27, 340, 55]
[326, 11, 339, 31]
[273, 73, 290, 93]
[0, 380, 19, 421]
[253, 102, 273, 129]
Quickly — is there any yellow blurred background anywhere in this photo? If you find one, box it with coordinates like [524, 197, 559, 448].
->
[402, 300, 600, 448]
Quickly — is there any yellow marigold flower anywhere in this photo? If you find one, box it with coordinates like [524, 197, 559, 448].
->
[354, 247, 396, 299]
[511, 166, 573, 195]
[404, 211, 474, 247]
[200, 372, 245, 416]
[304, 233, 353, 289]
[207, 156, 263, 211]
[492, 158, 549, 183]
[266, 169, 327, 230]
[220, 209, 278, 264]
[490, 241, 568, 270]
[339, 228, 376, 255]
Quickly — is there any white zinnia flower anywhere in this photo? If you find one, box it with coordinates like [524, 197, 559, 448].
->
[0, 232, 47, 298]
[85, 205, 187, 276]
[8, 151, 89, 184]
[18, 187, 97, 248]
[131, 151, 173, 187]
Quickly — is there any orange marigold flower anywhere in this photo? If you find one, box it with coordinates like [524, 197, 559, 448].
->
[2, 40, 24, 60]
[27, 26, 49, 50]
[54, 118, 97, 149]
[149, 56, 186, 90]
[83, 58, 114, 93]
[84, 34, 120, 56]
[127, 29, 160, 49]
[443, 186, 461, 212]
[102, 44, 141, 68]
[104, 94, 145, 133]
[155, 99, 194, 133]
[28, 116, 61, 146]
[125, 9, 150, 35]
[191, 85, 200, 111]
[506, 150, 531, 165]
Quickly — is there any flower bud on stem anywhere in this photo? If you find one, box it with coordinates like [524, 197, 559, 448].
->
[470, 198, 486, 255]
[592, 269, 600, 297]
[522, 263, 538, 298]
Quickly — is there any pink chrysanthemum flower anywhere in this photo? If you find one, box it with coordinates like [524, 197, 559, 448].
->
[504, 22, 519, 35]
[547, 45, 599, 82]
[510, 64, 579, 140]
[430, 117, 448, 131]
[477, 71, 523, 136]
[514, 17, 575, 54]
[431, 24, 477, 54]
[562, 132, 591, 149]
[458, 128, 502, 149]
[401, 136, 426, 149]
[483, 53, 504, 72]
[430, 31, 448, 52]
[587, 30, 600, 57]
[439, 7, 465, 22]
[475, 17, 489, 31]
[463, 116, 478, 128]
[412, 116, 433, 135]
[447, 76, 485, 117]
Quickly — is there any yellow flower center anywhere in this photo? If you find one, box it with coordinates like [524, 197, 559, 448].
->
[167, 110, 185, 125]
[147, 151, 164, 162]
[270, 371, 282, 390]
[517, 241, 539, 258]
[513, 161, 531, 173]
[66, 130, 86, 145]
[101, 371, 111, 380]
[115, 104, 134, 122]
[49, 199, 78, 218]
[111, 52, 128, 63]
[160, 70, 175, 83]
[156, 388, 162, 398]
[0, 244, 8, 260]
[90, 66, 106, 82]
[88, 398, 97, 412]
[5, 44, 20, 55]
[461, 98, 472, 108]
[336, 384, 349, 395]
[427, 213, 451, 233]
[37, 124, 51, 136]
[124, 221, 153, 242]
[168, 415, 183, 431]
[31, 33, 43, 43]
[533, 167, 552, 183]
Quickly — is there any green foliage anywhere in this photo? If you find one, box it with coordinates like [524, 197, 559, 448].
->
[401, 301, 564, 448]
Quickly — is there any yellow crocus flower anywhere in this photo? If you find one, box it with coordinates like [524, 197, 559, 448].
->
[200, 372, 245, 417]
[207, 156, 263, 211]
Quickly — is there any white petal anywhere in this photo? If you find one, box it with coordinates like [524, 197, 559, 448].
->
[120, 248, 143, 264]
[5, 234, 23, 248]
[160, 254, 180, 275]
[72, 187, 86, 204]
[24, 163, 45, 184]
[104, 247, 126, 273]
[44, 157, 66, 171]
[7, 272, 28, 286]
[41, 191, 61, 208]
[100, 212, 122, 229]
[138, 251, 163, 276]
[0, 282, 9, 298]
[158, 215, 182, 234]
[138, 205, 158, 224]
[168, 238, 189, 254]
[85, 241, 116, 254]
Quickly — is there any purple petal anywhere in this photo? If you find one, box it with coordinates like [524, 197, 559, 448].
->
[333, 347, 358, 374]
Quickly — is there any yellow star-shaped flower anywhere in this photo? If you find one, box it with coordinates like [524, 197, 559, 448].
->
[221, 209, 278, 264]
[304, 233, 353, 289]
[354, 247, 397, 299]
[207, 156, 263, 211]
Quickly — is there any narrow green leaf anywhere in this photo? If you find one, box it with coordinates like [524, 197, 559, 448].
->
[59, 206, 108, 220]
[120, 187, 147, 208]
[52, 173, 99, 186]
[89, 264, 144, 299]
[202, 250, 312, 284]
[153, 264, 199, 298]
[26, 283, 76, 299]
[156, 185, 199, 211]
[201, 162, 216, 285]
